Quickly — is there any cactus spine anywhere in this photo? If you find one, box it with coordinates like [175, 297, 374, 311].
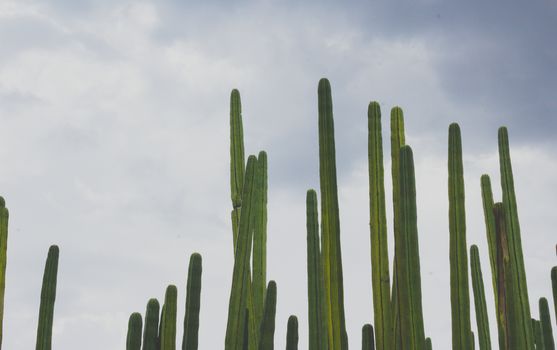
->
[182, 253, 202, 350]
[161, 285, 178, 350]
[498, 127, 534, 349]
[448, 123, 472, 350]
[306, 190, 328, 350]
[539, 298, 554, 350]
[0, 197, 8, 349]
[361, 324, 375, 350]
[127, 312, 143, 350]
[470, 245, 491, 350]
[286, 315, 298, 350]
[367, 101, 392, 350]
[143, 298, 160, 350]
[35, 245, 59, 350]
[258, 281, 277, 350]
[317, 78, 347, 350]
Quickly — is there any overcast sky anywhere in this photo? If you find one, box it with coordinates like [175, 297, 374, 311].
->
[0, 1, 556, 349]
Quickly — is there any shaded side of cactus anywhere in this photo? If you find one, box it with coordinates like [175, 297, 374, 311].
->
[448, 123, 472, 350]
[182, 253, 202, 350]
[480, 175, 498, 304]
[286, 315, 298, 350]
[0, 197, 8, 348]
[493, 203, 512, 350]
[361, 324, 375, 350]
[143, 298, 160, 350]
[35, 245, 59, 350]
[317, 77, 347, 350]
[540, 297, 554, 350]
[470, 245, 491, 350]
[127, 312, 143, 350]
[230, 89, 245, 247]
[306, 190, 329, 350]
[225, 156, 259, 350]
[258, 281, 277, 350]
[252, 151, 268, 331]
[161, 285, 177, 350]
[552, 267, 557, 328]
[425, 338, 432, 350]
[367, 101, 392, 350]
[242, 309, 250, 350]
[498, 127, 534, 349]
[394, 146, 425, 349]
[389, 107, 405, 350]
[158, 304, 166, 350]
[532, 319, 544, 350]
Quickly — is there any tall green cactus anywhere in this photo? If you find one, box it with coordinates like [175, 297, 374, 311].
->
[161, 285, 177, 350]
[225, 156, 259, 350]
[35, 245, 59, 350]
[498, 127, 534, 349]
[258, 281, 277, 350]
[182, 253, 202, 350]
[253, 151, 268, 331]
[539, 298, 554, 350]
[317, 78, 347, 350]
[286, 315, 298, 350]
[552, 267, 557, 327]
[127, 312, 143, 350]
[480, 176, 498, 301]
[306, 190, 329, 350]
[230, 89, 245, 248]
[143, 298, 160, 350]
[367, 101, 392, 350]
[448, 123, 472, 350]
[470, 245, 491, 350]
[0, 197, 8, 349]
[361, 324, 375, 350]
[493, 202, 512, 350]
[393, 146, 425, 350]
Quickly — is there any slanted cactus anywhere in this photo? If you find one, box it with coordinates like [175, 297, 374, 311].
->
[361, 324, 374, 350]
[127, 312, 143, 350]
[143, 298, 160, 350]
[35, 245, 59, 350]
[448, 123, 472, 350]
[0, 197, 8, 349]
[539, 297, 554, 350]
[161, 285, 178, 350]
[286, 315, 298, 350]
[230, 89, 245, 247]
[317, 78, 348, 350]
[470, 245, 491, 350]
[258, 281, 277, 350]
[367, 101, 392, 350]
[182, 253, 202, 350]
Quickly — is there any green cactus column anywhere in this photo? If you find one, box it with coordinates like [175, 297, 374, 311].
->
[306, 190, 328, 350]
[367, 101, 392, 350]
[493, 203, 512, 350]
[127, 312, 143, 350]
[230, 89, 245, 248]
[470, 245, 491, 350]
[532, 319, 544, 350]
[424, 338, 432, 350]
[448, 123, 472, 350]
[361, 324, 375, 350]
[498, 127, 534, 349]
[394, 146, 426, 350]
[258, 281, 277, 350]
[35, 245, 59, 350]
[539, 298, 554, 350]
[286, 315, 298, 350]
[161, 285, 178, 350]
[552, 267, 557, 327]
[143, 298, 160, 350]
[253, 151, 268, 331]
[0, 197, 8, 349]
[182, 253, 202, 350]
[317, 78, 347, 350]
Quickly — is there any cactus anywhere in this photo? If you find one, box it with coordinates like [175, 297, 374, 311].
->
[230, 89, 245, 248]
[317, 78, 348, 350]
[552, 267, 557, 328]
[361, 324, 375, 350]
[225, 156, 259, 350]
[0, 197, 8, 349]
[393, 146, 425, 349]
[539, 298, 554, 350]
[532, 319, 544, 350]
[143, 298, 160, 350]
[493, 203, 512, 349]
[470, 245, 491, 350]
[258, 281, 277, 350]
[448, 123, 472, 350]
[161, 285, 177, 350]
[182, 253, 202, 350]
[35, 245, 59, 350]
[480, 175, 498, 301]
[306, 189, 329, 350]
[498, 127, 534, 349]
[286, 315, 298, 350]
[127, 312, 143, 350]
[367, 101, 392, 350]
[425, 338, 432, 350]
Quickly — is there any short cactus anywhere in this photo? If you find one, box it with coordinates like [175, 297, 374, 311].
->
[35, 245, 59, 350]
[127, 312, 143, 350]
[182, 253, 202, 350]
[286, 315, 298, 350]
[142, 298, 160, 350]
[161, 285, 177, 350]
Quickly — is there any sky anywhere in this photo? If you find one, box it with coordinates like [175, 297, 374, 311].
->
[0, 0, 556, 348]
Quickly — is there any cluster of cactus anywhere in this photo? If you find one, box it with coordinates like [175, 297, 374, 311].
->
[0, 77, 555, 350]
